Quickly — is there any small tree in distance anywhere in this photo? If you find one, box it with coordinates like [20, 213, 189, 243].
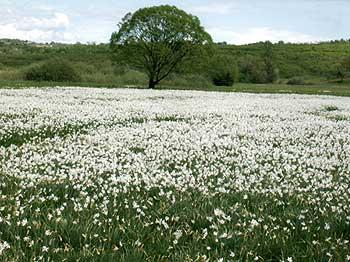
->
[110, 5, 212, 89]
[341, 57, 350, 80]
[335, 57, 350, 83]
[208, 55, 239, 86]
[263, 41, 279, 83]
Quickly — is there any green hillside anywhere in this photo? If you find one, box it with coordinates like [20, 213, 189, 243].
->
[221, 41, 350, 79]
[0, 38, 349, 87]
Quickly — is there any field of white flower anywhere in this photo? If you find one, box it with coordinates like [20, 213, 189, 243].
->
[1, 87, 350, 261]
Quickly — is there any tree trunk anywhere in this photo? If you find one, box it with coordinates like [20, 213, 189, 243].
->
[148, 79, 156, 89]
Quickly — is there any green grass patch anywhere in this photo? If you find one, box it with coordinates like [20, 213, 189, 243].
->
[1, 80, 350, 97]
[0, 122, 93, 148]
[154, 115, 190, 122]
[323, 105, 340, 112]
[0, 177, 349, 261]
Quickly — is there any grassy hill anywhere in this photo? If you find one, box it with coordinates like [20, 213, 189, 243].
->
[221, 41, 350, 79]
[1, 38, 349, 87]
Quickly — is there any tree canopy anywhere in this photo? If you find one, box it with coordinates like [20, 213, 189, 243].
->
[110, 5, 212, 88]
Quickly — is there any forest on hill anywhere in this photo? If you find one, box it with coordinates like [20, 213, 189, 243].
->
[0, 38, 349, 87]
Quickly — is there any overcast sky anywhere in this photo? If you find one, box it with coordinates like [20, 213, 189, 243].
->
[0, 0, 349, 44]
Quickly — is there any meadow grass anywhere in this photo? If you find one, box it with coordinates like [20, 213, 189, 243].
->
[1, 80, 350, 97]
[1, 179, 349, 261]
[0, 88, 350, 261]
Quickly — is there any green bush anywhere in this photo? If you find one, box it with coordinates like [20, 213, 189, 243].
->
[208, 56, 239, 86]
[0, 68, 23, 80]
[287, 76, 305, 85]
[238, 56, 268, 84]
[118, 70, 148, 86]
[212, 72, 234, 86]
[25, 60, 81, 82]
[163, 74, 212, 88]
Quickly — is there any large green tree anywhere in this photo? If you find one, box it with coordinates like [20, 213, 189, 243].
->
[110, 5, 212, 89]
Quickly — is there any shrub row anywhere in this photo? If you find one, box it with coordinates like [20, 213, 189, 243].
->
[25, 60, 81, 82]
[20, 59, 322, 86]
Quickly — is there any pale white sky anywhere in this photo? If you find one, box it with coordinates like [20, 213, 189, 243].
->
[0, 0, 349, 44]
